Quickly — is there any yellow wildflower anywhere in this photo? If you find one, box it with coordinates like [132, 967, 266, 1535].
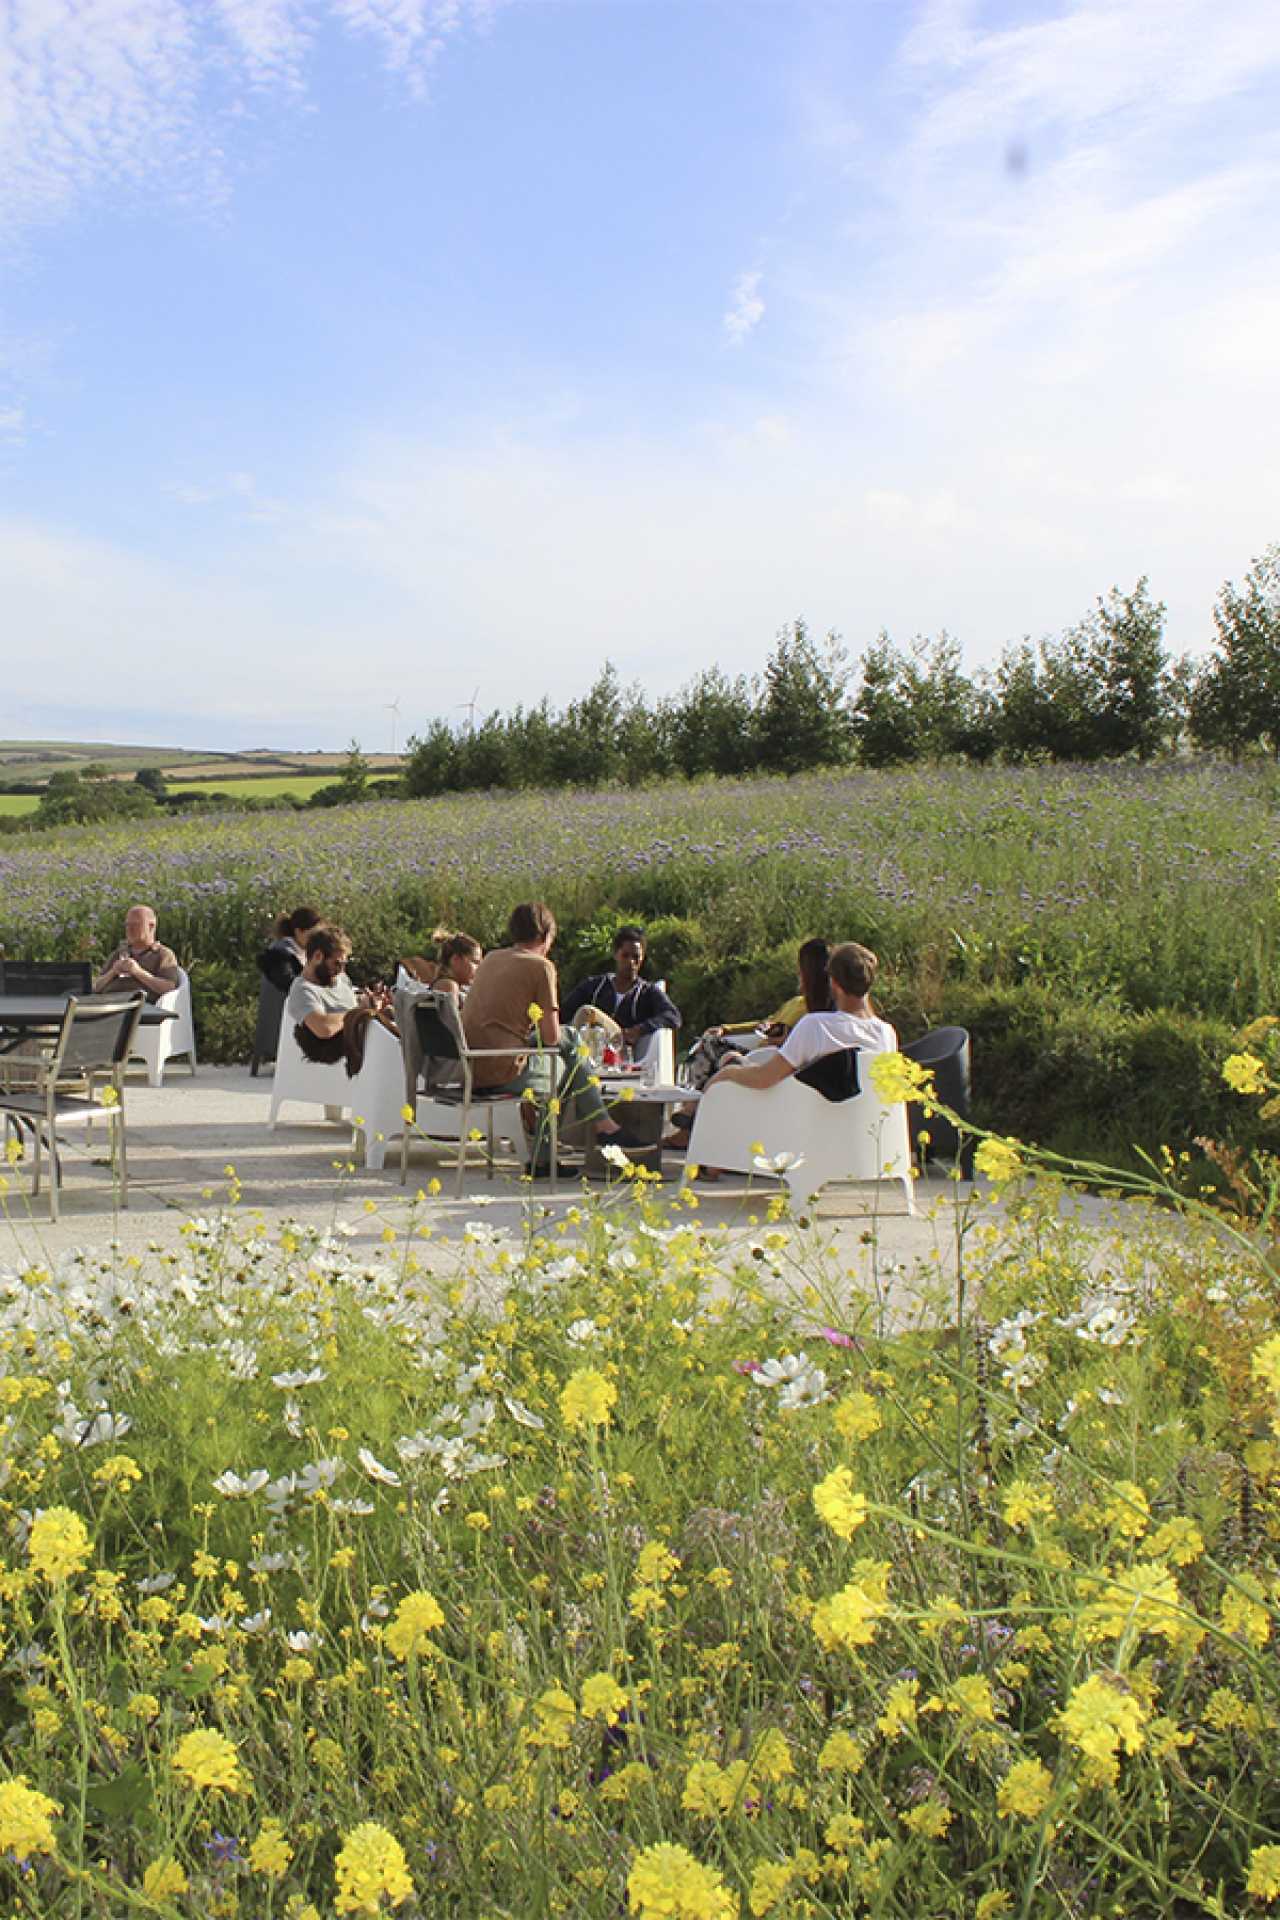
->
[813, 1563, 891, 1652]
[581, 1672, 628, 1723]
[334, 1821, 414, 1914]
[384, 1590, 445, 1660]
[1247, 1845, 1280, 1902]
[877, 1676, 919, 1739]
[973, 1137, 1023, 1184]
[1002, 1479, 1054, 1529]
[833, 1391, 881, 1441]
[26, 1507, 91, 1582]
[1056, 1674, 1148, 1782]
[751, 1728, 793, 1782]
[1223, 1052, 1268, 1095]
[748, 1861, 794, 1916]
[249, 1820, 294, 1877]
[92, 1454, 142, 1491]
[817, 1729, 865, 1773]
[628, 1842, 738, 1920]
[1221, 1573, 1271, 1648]
[171, 1728, 246, 1793]
[997, 1757, 1053, 1819]
[142, 1858, 188, 1899]
[1252, 1333, 1280, 1398]
[0, 1777, 60, 1857]
[1147, 1517, 1204, 1565]
[1101, 1480, 1150, 1539]
[560, 1367, 617, 1431]
[812, 1465, 868, 1540]
[868, 1051, 934, 1105]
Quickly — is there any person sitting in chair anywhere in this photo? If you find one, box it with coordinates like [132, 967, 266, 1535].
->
[260, 906, 325, 995]
[287, 927, 392, 1072]
[705, 941, 896, 1096]
[93, 904, 179, 1002]
[398, 928, 483, 998]
[462, 901, 627, 1169]
[560, 926, 681, 1056]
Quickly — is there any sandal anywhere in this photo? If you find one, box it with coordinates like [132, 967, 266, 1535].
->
[662, 1126, 691, 1152]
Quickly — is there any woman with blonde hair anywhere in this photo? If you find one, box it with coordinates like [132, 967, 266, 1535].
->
[399, 927, 483, 997]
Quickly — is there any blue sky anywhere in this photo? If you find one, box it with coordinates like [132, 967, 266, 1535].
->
[3, 0, 1280, 751]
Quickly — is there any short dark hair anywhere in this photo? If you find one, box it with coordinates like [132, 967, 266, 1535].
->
[829, 941, 878, 998]
[508, 901, 557, 947]
[306, 926, 351, 963]
[613, 924, 646, 953]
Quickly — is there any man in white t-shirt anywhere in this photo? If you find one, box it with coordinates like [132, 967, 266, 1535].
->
[705, 942, 895, 1094]
[285, 927, 387, 1037]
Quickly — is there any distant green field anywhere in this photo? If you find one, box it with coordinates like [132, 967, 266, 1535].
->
[0, 794, 39, 816]
[165, 775, 332, 801]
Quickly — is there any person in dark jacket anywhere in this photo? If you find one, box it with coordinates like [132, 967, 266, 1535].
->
[258, 906, 325, 994]
[560, 926, 682, 1051]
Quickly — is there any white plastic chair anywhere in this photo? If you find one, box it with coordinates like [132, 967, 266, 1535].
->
[683, 1066, 914, 1210]
[267, 1016, 405, 1171]
[130, 967, 198, 1087]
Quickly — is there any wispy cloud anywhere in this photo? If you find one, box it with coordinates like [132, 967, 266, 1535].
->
[723, 270, 765, 345]
[0, 0, 498, 237]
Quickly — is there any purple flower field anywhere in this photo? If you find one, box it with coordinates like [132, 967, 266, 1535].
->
[2, 761, 1276, 1038]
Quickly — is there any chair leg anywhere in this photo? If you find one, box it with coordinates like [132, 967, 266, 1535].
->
[487, 1107, 496, 1182]
[250, 1053, 261, 1078]
[455, 1094, 470, 1197]
[115, 1111, 130, 1209]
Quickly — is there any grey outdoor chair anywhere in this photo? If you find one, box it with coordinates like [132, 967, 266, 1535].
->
[401, 990, 557, 1195]
[0, 995, 145, 1220]
[902, 1025, 972, 1169]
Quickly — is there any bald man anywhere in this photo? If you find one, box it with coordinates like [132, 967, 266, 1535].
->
[93, 905, 180, 1002]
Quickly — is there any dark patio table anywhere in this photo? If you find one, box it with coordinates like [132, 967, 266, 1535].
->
[0, 995, 175, 1056]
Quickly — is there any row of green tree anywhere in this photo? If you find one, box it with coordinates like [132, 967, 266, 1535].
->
[396, 544, 1280, 792]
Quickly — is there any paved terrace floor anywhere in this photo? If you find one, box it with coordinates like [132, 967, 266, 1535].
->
[0, 1066, 1134, 1318]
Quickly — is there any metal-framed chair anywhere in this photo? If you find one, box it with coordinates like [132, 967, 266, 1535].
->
[0, 995, 145, 1220]
[400, 991, 557, 1195]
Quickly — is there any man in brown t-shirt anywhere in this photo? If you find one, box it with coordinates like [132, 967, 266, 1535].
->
[93, 905, 180, 1003]
[460, 903, 623, 1150]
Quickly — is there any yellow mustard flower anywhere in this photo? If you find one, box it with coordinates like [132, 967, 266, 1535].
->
[26, 1507, 91, 1582]
[171, 1728, 247, 1793]
[973, 1137, 1024, 1184]
[334, 1821, 415, 1914]
[1223, 1052, 1268, 1095]
[248, 1819, 294, 1877]
[812, 1465, 868, 1540]
[0, 1777, 60, 1857]
[627, 1842, 737, 1920]
[1247, 1845, 1280, 1902]
[384, 1590, 445, 1660]
[560, 1367, 617, 1430]
[142, 1858, 188, 1899]
[581, 1672, 628, 1724]
[997, 1757, 1053, 1819]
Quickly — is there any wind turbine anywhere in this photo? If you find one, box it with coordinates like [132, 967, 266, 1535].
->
[457, 687, 480, 733]
[385, 698, 402, 756]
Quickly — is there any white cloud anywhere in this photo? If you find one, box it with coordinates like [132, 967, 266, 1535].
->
[723, 270, 764, 344]
[0, 0, 498, 237]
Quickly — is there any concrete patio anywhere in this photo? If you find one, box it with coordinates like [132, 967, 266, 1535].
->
[0, 1065, 984, 1311]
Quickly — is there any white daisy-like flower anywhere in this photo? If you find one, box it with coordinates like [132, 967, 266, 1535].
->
[212, 1469, 270, 1498]
[566, 1318, 598, 1344]
[239, 1609, 272, 1635]
[271, 1367, 327, 1390]
[752, 1150, 805, 1175]
[357, 1447, 401, 1487]
[286, 1629, 322, 1652]
[503, 1396, 545, 1431]
[600, 1142, 632, 1168]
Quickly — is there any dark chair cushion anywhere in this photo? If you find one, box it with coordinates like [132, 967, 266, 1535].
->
[794, 1047, 862, 1104]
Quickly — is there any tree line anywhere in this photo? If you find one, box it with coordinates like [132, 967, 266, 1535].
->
[399, 543, 1280, 794]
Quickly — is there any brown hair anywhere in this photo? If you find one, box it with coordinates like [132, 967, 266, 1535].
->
[507, 901, 557, 948]
[306, 926, 351, 964]
[433, 925, 482, 967]
[277, 905, 324, 941]
[797, 937, 832, 1013]
[828, 941, 878, 999]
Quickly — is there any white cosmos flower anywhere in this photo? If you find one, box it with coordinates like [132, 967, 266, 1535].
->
[296, 1459, 343, 1497]
[777, 1364, 828, 1411]
[212, 1469, 270, 1498]
[271, 1367, 327, 1390]
[68, 1410, 133, 1448]
[566, 1319, 598, 1345]
[752, 1151, 805, 1175]
[357, 1447, 401, 1487]
[239, 1609, 272, 1635]
[503, 1396, 545, 1431]
[250, 1552, 293, 1575]
[135, 1572, 176, 1594]
[600, 1142, 632, 1168]
[284, 1399, 304, 1438]
[331, 1497, 377, 1516]
[287, 1630, 321, 1652]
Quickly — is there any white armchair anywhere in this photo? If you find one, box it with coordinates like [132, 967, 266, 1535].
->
[129, 967, 198, 1087]
[684, 1069, 914, 1210]
[267, 1016, 405, 1170]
